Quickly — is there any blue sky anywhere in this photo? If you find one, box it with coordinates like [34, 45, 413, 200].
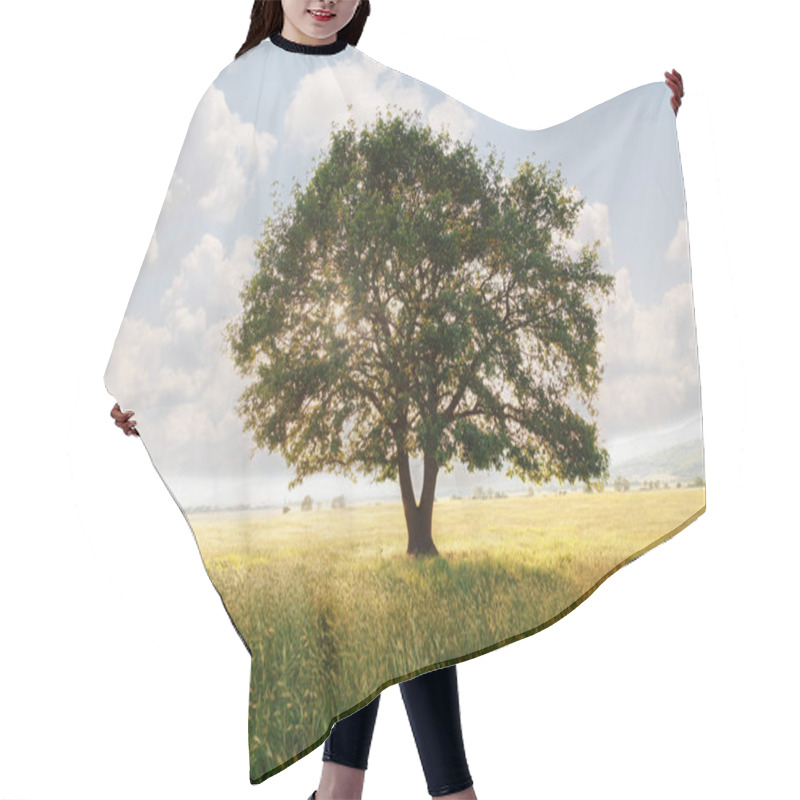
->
[105, 38, 702, 507]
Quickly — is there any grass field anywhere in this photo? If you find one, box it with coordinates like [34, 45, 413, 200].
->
[186, 487, 705, 782]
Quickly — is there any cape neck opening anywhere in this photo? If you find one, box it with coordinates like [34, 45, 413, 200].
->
[269, 31, 348, 55]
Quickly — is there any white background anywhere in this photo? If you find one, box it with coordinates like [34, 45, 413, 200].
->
[1, 1, 796, 798]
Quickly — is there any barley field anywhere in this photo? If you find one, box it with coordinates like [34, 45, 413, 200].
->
[186, 487, 705, 782]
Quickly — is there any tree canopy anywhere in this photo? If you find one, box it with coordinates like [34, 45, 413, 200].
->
[225, 105, 614, 553]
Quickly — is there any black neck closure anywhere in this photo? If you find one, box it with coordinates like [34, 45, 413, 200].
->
[269, 31, 348, 55]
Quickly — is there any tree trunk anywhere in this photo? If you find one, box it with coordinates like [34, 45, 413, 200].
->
[397, 450, 440, 557]
[406, 500, 438, 556]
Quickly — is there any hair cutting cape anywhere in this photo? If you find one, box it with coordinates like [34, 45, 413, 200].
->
[104, 32, 705, 784]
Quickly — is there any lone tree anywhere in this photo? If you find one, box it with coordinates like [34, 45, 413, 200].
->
[225, 106, 614, 557]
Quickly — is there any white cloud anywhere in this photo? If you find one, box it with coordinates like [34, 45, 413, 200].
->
[554, 188, 613, 268]
[161, 233, 255, 327]
[597, 266, 700, 437]
[426, 96, 477, 143]
[106, 232, 259, 464]
[284, 58, 476, 156]
[163, 85, 276, 226]
[666, 217, 689, 263]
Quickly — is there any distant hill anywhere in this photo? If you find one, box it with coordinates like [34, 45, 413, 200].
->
[611, 438, 704, 483]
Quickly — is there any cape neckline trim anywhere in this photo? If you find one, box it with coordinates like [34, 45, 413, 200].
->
[269, 31, 348, 55]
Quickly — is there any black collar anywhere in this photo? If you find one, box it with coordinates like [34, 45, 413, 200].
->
[269, 31, 348, 55]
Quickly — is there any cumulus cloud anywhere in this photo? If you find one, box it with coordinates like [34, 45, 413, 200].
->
[666, 217, 689, 263]
[284, 57, 477, 156]
[106, 231, 260, 470]
[163, 85, 276, 226]
[426, 96, 478, 143]
[554, 187, 613, 268]
[108, 79, 278, 437]
[161, 233, 255, 328]
[547, 202, 700, 442]
[597, 266, 700, 437]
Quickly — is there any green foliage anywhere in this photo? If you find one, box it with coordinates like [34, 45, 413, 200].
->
[225, 105, 614, 490]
